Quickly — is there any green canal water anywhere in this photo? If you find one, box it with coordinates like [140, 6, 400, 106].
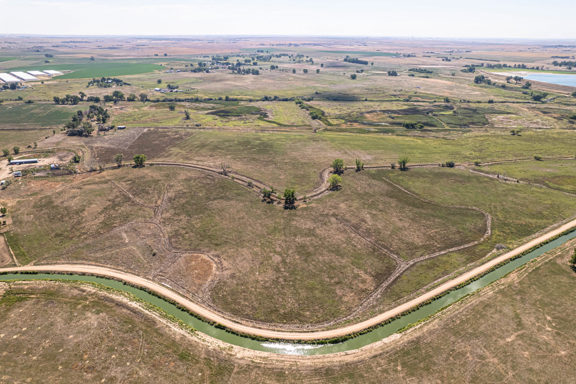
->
[1, 229, 575, 356]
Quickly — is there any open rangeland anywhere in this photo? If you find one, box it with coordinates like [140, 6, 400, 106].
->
[1, 34, 576, 381]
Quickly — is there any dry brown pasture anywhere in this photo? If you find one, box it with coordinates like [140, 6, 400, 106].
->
[1, 165, 486, 325]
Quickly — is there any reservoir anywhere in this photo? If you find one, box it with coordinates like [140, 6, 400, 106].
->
[522, 73, 576, 87]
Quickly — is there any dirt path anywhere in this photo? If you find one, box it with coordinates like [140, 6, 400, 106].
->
[1, 217, 575, 341]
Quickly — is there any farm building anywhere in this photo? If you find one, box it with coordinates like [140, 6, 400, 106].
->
[43, 70, 63, 76]
[117, 125, 127, 130]
[0, 73, 21, 83]
[27, 71, 49, 77]
[11, 72, 38, 81]
[10, 159, 38, 165]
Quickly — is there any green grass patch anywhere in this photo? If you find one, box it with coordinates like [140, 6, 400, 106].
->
[207, 105, 265, 117]
[4, 232, 31, 265]
[0, 103, 77, 127]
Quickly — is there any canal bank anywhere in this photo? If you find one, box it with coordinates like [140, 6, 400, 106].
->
[1, 221, 576, 356]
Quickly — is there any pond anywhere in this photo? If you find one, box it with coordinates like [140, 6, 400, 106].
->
[523, 73, 576, 87]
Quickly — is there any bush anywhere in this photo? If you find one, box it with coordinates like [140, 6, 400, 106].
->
[133, 154, 147, 167]
[398, 156, 409, 171]
[114, 154, 123, 167]
[283, 188, 296, 209]
[444, 161, 455, 168]
[534, 155, 543, 161]
[328, 174, 342, 190]
[355, 158, 364, 172]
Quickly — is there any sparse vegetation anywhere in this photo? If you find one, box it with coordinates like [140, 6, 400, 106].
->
[114, 154, 124, 167]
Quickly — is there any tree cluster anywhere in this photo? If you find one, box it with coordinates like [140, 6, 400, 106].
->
[344, 56, 369, 65]
[87, 77, 130, 88]
[64, 105, 109, 136]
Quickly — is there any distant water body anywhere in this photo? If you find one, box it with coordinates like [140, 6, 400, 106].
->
[523, 73, 576, 87]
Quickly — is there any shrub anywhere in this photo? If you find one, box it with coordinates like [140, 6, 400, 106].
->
[328, 174, 342, 190]
[398, 156, 409, 171]
[355, 158, 364, 172]
[332, 159, 345, 174]
[534, 155, 543, 161]
[114, 154, 123, 167]
[283, 188, 296, 209]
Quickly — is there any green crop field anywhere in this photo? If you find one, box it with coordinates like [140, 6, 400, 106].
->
[0, 103, 77, 127]
[8, 62, 163, 79]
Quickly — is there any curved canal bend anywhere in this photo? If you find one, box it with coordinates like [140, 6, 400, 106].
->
[1, 222, 576, 356]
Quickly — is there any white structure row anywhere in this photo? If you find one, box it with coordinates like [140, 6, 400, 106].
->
[0, 69, 63, 83]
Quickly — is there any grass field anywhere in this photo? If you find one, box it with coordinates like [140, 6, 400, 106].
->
[3, 166, 488, 325]
[481, 159, 576, 194]
[0, 130, 49, 150]
[0, 103, 77, 128]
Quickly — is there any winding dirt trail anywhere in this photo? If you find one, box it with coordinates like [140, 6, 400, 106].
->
[1, 217, 575, 341]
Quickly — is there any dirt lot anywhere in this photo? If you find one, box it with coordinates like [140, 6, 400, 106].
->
[0, 151, 74, 179]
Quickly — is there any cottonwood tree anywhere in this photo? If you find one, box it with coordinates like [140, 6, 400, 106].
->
[332, 159, 345, 175]
[398, 156, 409, 171]
[133, 154, 147, 167]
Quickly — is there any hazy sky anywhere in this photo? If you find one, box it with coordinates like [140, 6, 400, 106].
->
[1, 0, 575, 39]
